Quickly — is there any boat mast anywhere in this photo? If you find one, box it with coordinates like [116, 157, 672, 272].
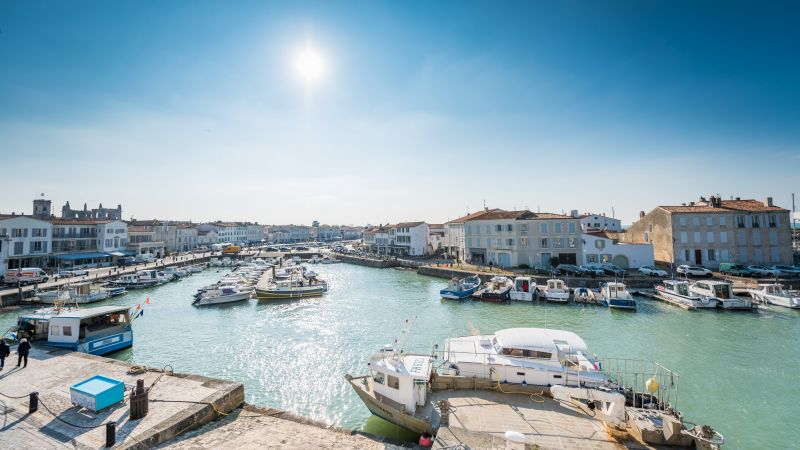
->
[391, 316, 417, 357]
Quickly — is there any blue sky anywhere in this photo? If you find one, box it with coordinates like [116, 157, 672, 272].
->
[1, 1, 798, 225]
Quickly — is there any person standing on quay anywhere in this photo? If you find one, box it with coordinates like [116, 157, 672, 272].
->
[17, 338, 31, 368]
[0, 340, 10, 370]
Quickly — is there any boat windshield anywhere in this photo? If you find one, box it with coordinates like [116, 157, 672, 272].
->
[712, 284, 732, 299]
[676, 283, 689, 296]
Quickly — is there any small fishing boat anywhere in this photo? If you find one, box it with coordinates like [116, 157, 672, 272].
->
[255, 277, 328, 300]
[573, 287, 597, 304]
[747, 283, 799, 309]
[475, 276, 512, 302]
[542, 279, 570, 303]
[655, 280, 716, 310]
[509, 276, 537, 302]
[599, 282, 636, 310]
[690, 280, 752, 310]
[193, 286, 253, 306]
[111, 270, 162, 289]
[440, 275, 481, 300]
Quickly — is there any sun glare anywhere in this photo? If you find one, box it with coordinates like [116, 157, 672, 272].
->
[294, 46, 326, 85]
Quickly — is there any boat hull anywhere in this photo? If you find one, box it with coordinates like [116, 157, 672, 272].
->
[545, 291, 570, 303]
[255, 289, 326, 300]
[440, 287, 477, 300]
[346, 375, 433, 436]
[48, 329, 133, 356]
[749, 291, 800, 308]
[194, 292, 252, 306]
[602, 298, 637, 310]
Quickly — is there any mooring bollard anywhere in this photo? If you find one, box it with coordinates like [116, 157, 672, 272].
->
[105, 422, 116, 447]
[130, 379, 149, 420]
[29, 392, 38, 414]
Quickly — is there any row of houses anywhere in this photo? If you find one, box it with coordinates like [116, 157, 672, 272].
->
[0, 198, 266, 275]
[370, 194, 794, 270]
[265, 224, 363, 243]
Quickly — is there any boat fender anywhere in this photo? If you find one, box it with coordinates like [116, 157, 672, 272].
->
[419, 432, 433, 447]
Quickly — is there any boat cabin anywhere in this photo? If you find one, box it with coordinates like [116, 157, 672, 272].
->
[758, 283, 785, 295]
[692, 281, 732, 299]
[513, 277, 534, 293]
[546, 279, 565, 291]
[47, 306, 133, 355]
[662, 280, 691, 297]
[367, 348, 433, 414]
[603, 282, 630, 297]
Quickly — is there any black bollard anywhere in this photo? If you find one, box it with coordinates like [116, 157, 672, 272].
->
[105, 422, 116, 447]
[136, 379, 145, 395]
[29, 392, 38, 414]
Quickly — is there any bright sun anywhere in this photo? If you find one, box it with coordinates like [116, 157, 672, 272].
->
[294, 46, 326, 85]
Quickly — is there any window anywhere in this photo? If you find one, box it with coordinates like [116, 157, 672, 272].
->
[31, 241, 44, 252]
[719, 216, 727, 226]
[595, 240, 605, 249]
[736, 215, 745, 228]
[568, 222, 576, 233]
[496, 225, 502, 232]
[679, 217, 687, 226]
[720, 249, 729, 261]
[467, 238, 472, 247]
[63, 326, 72, 336]
[14, 242, 23, 255]
[644, 232, 649, 242]
[521, 224, 528, 232]
[555, 223, 562, 233]
[476, 238, 481, 247]
[753, 232, 761, 246]
[50, 325, 60, 336]
[554, 238, 564, 248]
[720, 232, 728, 243]
[692, 217, 700, 226]
[540, 223, 548, 233]
[387, 375, 400, 389]
[568, 237, 577, 248]
[540, 238, 549, 248]
[751, 215, 760, 228]
[706, 232, 714, 243]
[708, 249, 716, 261]
[693, 232, 701, 243]
[506, 224, 513, 232]
[680, 231, 688, 243]
[768, 215, 777, 228]
[769, 230, 778, 246]
[520, 238, 529, 246]
[507, 239, 514, 246]
[371, 370, 385, 385]
[706, 216, 713, 226]
[684, 249, 691, 261]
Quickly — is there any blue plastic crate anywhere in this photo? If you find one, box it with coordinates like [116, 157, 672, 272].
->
[70, 375, 125, 412]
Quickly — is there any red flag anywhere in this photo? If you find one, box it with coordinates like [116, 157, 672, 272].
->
[135, 304, 141, 311]
[144, 297, 151, 305]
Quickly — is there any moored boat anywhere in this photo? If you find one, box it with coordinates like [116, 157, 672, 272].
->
[655, 280, 716, 310]
[509, 276, 536, 302]
[475, 276, 512, 302]
[746, 283, 799, 309]
[542, 279, 570, 303]
[193, 286, 252, 306]
[440, 275, 481, 300]
[255, 277, 328, 300]
[690, 280, 752, 310]
[599, 282, 636, 310]
[573, 287, 598, 304]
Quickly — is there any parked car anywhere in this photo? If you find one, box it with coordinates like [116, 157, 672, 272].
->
[676, 265, 713, 277]
[599, 263, 625, 277]
[59, 269, 90, 277]
[554, 264, 586, 277]
[746, 265, 779, 277]
[770, 265, 800, 278]
[579, 265, 604, 277]
[638, 265, 668, 277]
[117, 256, 137, 267]
[718, 263, 754, 277]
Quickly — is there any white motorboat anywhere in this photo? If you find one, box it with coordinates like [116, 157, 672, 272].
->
[690, 280, 752, 310]
[655, 280, 716, 310]
[599, 282, 636, 310]
[321, 256, 341, 264]
[163, 266, 189, 279]
[542, 279, 570, 302]
[509, 277, 537, 302]
[35, 287, 71, 304]
[747, 283, 800, 309]
[193, 286, 252, 306]
[572, 287, 597, 304]
[112, 271, 161, 289]
[255, 277, 328, 300]
[187, 264, 206, 273]
[475, 276, 513, 302]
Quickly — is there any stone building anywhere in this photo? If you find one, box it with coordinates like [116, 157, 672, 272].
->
[61, 201, 123, 220]
[622, 195, 792, 269]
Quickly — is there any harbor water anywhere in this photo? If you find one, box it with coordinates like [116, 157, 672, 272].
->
[1, 263, 798, 449]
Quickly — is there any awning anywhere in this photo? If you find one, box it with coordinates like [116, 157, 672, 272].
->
[109, 251, 126, 257]
[57, 252, 111, 261]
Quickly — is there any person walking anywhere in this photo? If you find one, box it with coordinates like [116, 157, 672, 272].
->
[0, 340, 10, 371]
[17, 338, 31, 368]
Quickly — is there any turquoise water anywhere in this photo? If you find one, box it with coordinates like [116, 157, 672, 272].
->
[1, 263, 798, 448]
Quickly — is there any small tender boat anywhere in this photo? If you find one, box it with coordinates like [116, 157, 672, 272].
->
[255, 277, 328, 300]
[476, 276, 512, 302]
[194, 286, 253, 306]
[690, 280, 752, 310]
[573, 287, 597, 304]
[509, 276, 537, 302]
[747, 283, 799, 309]
[102, 285, 128, 297]
[440, 275, 481, 300]
[599, 282, 636, 310]
[655, 280, 716, 310]
[542, 279, 570, 303]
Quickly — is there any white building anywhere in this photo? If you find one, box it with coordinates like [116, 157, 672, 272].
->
[96, 220, 129, 253]
[579, 213, 623, 232]
[582, 231, 653, 268]
[197, 229, 219, 247]
[0, 214, 53, 275]
[445, 209, 502, 262]
[392, 222, 429, 257]
[176, 225, 199, 251]
[126, 225, 166, 257]
[427, 224, 444, 255]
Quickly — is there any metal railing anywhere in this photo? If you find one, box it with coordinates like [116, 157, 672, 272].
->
[596, 357, 680, 412]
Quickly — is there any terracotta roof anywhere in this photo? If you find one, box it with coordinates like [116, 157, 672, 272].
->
[395, 221, 426, 228]
[516, 211, 573, 220]
[49, 218, 110, 225]
[584, 230, 622, 240]
[427, 223, 444, 228]
[446, 209, 503, 224]
[465, 210, 528, 221]
[660, 199, 787, 213]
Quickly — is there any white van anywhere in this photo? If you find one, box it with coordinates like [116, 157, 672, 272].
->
[135, 253, 156, 263]
[2, 268, 49, 285]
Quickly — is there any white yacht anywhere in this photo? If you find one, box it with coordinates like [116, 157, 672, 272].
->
[509, 277, 536, 302]
[542, 279, 570, 302]
[193, 286, 253, 306]
[655, 280, 717, 310]
[747, 283, 800, 309]
[599, 282, 636, 310]
[690, 280, 752, 310]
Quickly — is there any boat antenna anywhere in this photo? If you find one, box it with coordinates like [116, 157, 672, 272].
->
[392, 316, 417, 357]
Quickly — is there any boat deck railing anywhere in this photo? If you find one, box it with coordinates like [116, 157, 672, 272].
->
[595, 357, 680, 412]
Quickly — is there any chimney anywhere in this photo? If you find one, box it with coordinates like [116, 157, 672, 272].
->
[764, 197, 773, 207]
[570, 209, 578, 218]
[639, 211, 645, 219]
[735, 197, 740, 201]
[689, 202, 695, 206]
